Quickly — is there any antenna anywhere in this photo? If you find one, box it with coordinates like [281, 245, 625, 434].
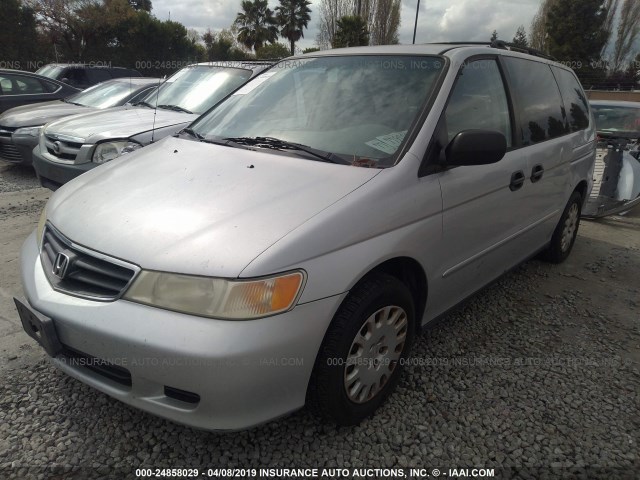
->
[151, 75, 161, 144]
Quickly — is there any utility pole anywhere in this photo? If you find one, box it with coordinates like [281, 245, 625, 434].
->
[412, 0, 421, 44]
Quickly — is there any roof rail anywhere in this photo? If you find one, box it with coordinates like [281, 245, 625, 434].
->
[431, 41, 556, 61]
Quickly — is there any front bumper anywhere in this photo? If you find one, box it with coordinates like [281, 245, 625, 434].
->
[32, 146, 95, 190]
[0, 133, 37, 165]
[20, 231, 345, 430]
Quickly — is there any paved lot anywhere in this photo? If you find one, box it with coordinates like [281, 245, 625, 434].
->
[0, 163, 638, 479]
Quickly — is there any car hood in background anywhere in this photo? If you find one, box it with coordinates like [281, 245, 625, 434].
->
[0, 101, 91, 128]
[43, 105, 198, 143]
[47, 136, 380, 278]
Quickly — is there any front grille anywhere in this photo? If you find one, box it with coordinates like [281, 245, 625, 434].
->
[59, 344, 132, 387]
[0, 125, 16, 138]
[41, 225, 138, 300]
[0, 142, 22, 162]
[44, 135, 82, 161]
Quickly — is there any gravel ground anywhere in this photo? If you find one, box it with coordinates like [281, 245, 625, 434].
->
[0, 164, 638, 479]
[0, 164, 41, 193]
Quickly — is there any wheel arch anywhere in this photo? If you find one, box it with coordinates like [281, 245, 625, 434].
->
[574, 179, 588, 207]
[357, 256, 428, 332]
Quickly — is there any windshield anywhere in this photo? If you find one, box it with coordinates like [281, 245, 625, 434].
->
[36, 65, 63, 79]
[141, 65, 252, 115]
[65, 81, 146, 108]
[190, 55, 445, 166]
[592, 105, 640, 136]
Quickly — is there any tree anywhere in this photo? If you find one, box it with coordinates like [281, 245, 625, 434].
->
[0, 0, 40, 67]
[512, 25, 528, 48]
[601, 0, 620, 56]
[490, 30, 498, 42]
[611, 0, 640, 71]
[317, 0, 353, 49]
[370, 0, 400, 45]
[275, 0, 311, 56]
[302, 47, 320, 53]
[529, 0, 558, 52]
[255, 42, 290, 59]
[234, 0, 278, 52]
[332, 15, 369, 48]
[546, 0, 609, 64]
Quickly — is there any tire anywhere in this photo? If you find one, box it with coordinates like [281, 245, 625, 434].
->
[540, 191, 583, 264]
[308, 273, 415, 425]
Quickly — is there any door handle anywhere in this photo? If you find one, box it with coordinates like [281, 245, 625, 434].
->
[509, 170, 525, 191]
[530, 164, 544, 183]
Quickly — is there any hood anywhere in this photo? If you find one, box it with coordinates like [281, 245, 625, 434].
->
[44, 105, 198, 143]
[0, 101, 91, 128]
[48, 136, 380, 278]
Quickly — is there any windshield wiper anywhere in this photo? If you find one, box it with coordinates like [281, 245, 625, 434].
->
[182, 127, 204, 140]
[63, 99, 84, 106]
[131, 101, 156, 109]
[158, 104, 193, 114]
[222, 136, 349, 164]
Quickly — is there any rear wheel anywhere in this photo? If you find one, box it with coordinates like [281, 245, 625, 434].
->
[541, 191, 582, 264]
[308, 273, 415, 425]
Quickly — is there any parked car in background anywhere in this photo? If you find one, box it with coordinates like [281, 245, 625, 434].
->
[0, 69, 80, 114]
[0, 78, 160, 166]
[36, 64, 142, 89]
[17, 44, 595, 430]
[583, 100, 640, 217]
[33, 61, 273, 190]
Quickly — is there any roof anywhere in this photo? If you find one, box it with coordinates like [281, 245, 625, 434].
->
[292, 42, 568, 69]
[110, 77, 162, 85]
[190, 61, 274, 71]
[589, 100, 640, 108]
[0, 68, 49, 76]
[41, 64, 135, 70]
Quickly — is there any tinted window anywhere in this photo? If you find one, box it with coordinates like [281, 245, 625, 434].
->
[0, 74, 46, 95]
[62, 68, 89, 87]
[551, 67, 590, 132]
[41, 79, 59, 93]
[444, 59, 512, 147]
[504, 57, 566, 145]
[88, 68, 113, 83]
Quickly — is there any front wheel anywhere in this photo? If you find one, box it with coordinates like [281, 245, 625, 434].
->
[540, 191, 582, 264]
[308, 273, 415, 425]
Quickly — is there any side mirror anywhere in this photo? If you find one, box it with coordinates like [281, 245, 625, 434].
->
[445, 130, 507, 166]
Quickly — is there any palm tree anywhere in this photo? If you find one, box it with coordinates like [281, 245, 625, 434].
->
[275, 0, 312, 56]
[234, 0, 278, 52]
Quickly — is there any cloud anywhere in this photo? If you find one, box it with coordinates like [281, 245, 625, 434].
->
[151, 0, 543, 50]
[399, 0, 542, 44]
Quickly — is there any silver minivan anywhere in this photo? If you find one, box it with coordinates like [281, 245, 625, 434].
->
[17, 44, 595, 430]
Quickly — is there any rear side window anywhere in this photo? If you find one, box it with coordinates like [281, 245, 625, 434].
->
[551, 67, 590, 132]
[444, 59, 512, 147]
[503, 57, 566, 145]
[0, 74, 47, 95]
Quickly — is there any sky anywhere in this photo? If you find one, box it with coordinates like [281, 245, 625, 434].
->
[150, 0, 544, 51]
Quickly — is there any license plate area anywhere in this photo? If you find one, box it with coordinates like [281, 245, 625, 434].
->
[14, 297, 62, 357]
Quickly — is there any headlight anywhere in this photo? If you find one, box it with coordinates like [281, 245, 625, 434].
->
[36, 205, 47, 248]
[92, 141, 142, 164]
[123, 270, 305, 320]
[14, 126, 43, 137]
